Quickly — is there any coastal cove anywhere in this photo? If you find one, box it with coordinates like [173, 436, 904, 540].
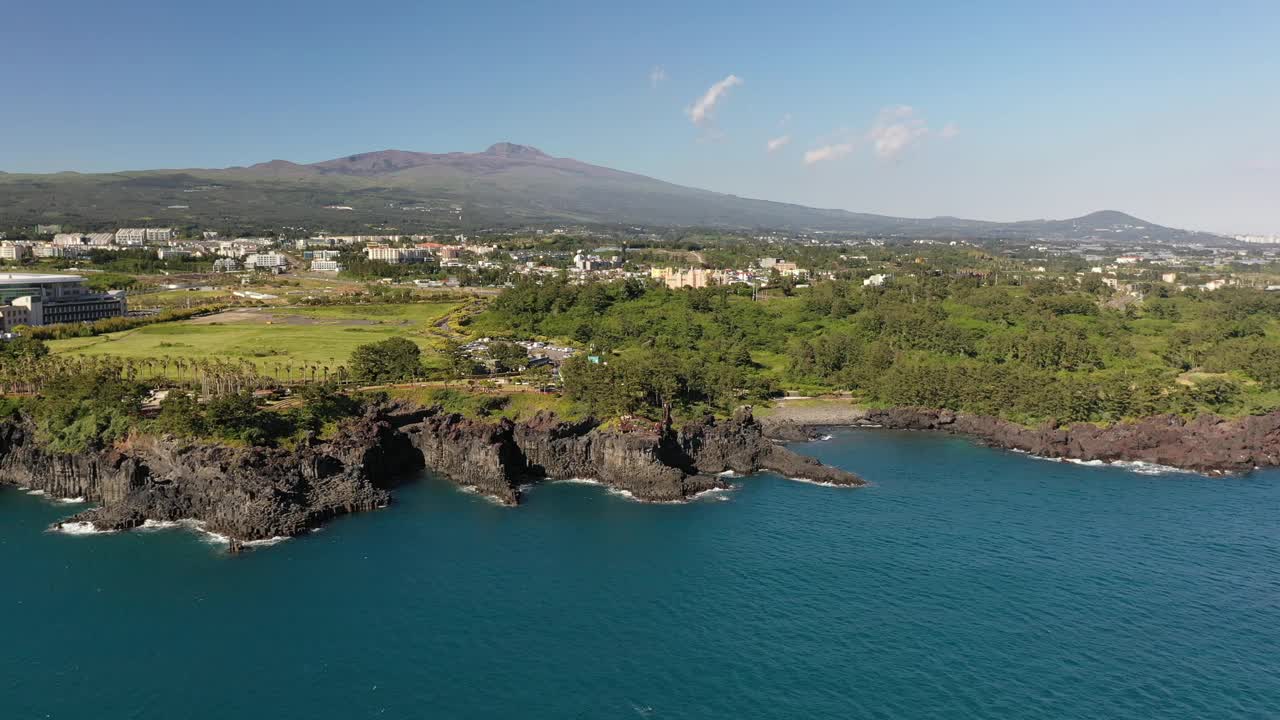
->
[4, 428, 1278, 719]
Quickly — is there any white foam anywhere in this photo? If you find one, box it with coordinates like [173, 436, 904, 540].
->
[554, 477, 602, 485]
[717, 470, 741, 478]
[198, 529, 232, 545]
[140, 519, 184, 530]
[689, 486, 736, 502]
[139, 518, 228, 545]
[55, 521, 113, 536]
[56, 496, 86, 504]
[457, 485, 514, 506]
[138, 518, 291, 547]
[784, 476, 858, 488]
[242, 536, 290, 547]
[25, 489, 46, 496]
[1110, 460, 1185, 476]
[1030, 454, 1185, 476]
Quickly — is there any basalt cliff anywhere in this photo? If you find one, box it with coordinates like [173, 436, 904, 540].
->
[763, 405, 1280, 474]
[0, 404, 862, 546]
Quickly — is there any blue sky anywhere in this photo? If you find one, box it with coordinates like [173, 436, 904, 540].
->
[2, 0, 1277, 231]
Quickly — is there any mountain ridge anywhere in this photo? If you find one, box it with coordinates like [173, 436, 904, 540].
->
[0, 144, 1225, 242]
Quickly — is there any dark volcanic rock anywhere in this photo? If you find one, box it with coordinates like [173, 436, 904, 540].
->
[682, 408, 864, 486]
[400, 412, 526, 505]
[0, 403, 865, 545]
[0, 409, 423, 541]
[853, 407, 1280, 474]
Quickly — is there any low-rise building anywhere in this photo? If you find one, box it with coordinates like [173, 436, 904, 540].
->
[310, 259, 343, 272]
[651, 267, 714, 289]
[243, 252, 289, 270]
[116, 228, 174, 245]
[0, 243, 31, 261]
[53, 233, 113, 247]
[0, 273, 126, 329]
[365, 245, 431, 264]
[33, 243, 79, 259]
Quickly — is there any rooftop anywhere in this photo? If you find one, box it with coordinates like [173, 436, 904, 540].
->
[0, 273, 86, 284]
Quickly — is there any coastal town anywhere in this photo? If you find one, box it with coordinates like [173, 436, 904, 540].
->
[0, 221, 1276, 335]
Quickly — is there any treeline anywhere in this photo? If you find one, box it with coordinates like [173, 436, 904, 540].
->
[23, 305, 225, 340]
[479, 272, 1280, 424]
[27, 365, 367, 452]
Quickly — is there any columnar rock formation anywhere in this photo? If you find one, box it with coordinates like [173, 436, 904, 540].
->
[763, 406, 1280, 474]
[0, 404, 863, 543]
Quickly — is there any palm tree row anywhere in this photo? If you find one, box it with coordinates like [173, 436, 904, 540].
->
[0, 354, 354, 397]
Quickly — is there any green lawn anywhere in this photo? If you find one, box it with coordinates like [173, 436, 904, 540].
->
[383, 385, 581, 421]
[48, 302, 461, 375]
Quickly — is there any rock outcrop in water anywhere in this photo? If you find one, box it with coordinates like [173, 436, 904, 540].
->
[0, 404, 863, 544]
[0, 406, 423, 544]
[763, 405, 1280, 474]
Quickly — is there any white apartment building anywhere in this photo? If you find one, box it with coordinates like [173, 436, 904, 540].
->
[310, 260, 343, 272]
[364, 245, 430, 264]
[33, 244, 79, 259]
[114, 228, 173, 245]
[0, 243, 31, 261]
[217, 238, 273, 257]
[243, 252, 289, 270]
[53, 233, 113, 247]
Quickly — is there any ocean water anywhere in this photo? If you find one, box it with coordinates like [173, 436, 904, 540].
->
[3, 429, 1278, 719]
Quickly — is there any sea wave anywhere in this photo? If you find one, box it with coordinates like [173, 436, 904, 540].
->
[554, 477, 735, 504]
[56, 496, 87, 504]
[689, 486, 736, 502]
[54, 521, 113, 536]
[1030, 455, 1185, 476]
[139, 518, 292, 547]
[784, 476, 859, 488]
[457, 485, 514, 506]
[243, 536, 290, 547]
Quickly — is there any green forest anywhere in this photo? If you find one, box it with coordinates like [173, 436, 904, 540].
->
[471, 273, 1280, 424]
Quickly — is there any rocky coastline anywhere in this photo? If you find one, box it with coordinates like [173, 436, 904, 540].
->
[761, 402, 1280, 474]
[0, 404, 862, 546]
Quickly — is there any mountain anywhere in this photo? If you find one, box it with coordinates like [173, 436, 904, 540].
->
[0, 143, 1225, 242]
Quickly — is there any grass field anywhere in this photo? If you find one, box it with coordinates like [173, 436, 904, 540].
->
[48, 302, 462, 375]
[383, 385, 581, 421]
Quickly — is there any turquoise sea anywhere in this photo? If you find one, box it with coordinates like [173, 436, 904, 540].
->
[3, 429, 1278, 719]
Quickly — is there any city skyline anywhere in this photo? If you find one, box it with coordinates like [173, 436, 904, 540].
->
[3, 0, 1277, 232]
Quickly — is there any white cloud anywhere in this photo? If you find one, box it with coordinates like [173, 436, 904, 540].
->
[940, 122, 960, 139]
[687, 74, 743, 126]
[649, 66, 667, 88]
[803, 143, 855, 165]
[867, 105, 929, 159]
[766, 135, 791, 153]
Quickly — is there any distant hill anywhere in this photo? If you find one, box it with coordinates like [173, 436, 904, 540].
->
[0, 143, 1226, 242]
